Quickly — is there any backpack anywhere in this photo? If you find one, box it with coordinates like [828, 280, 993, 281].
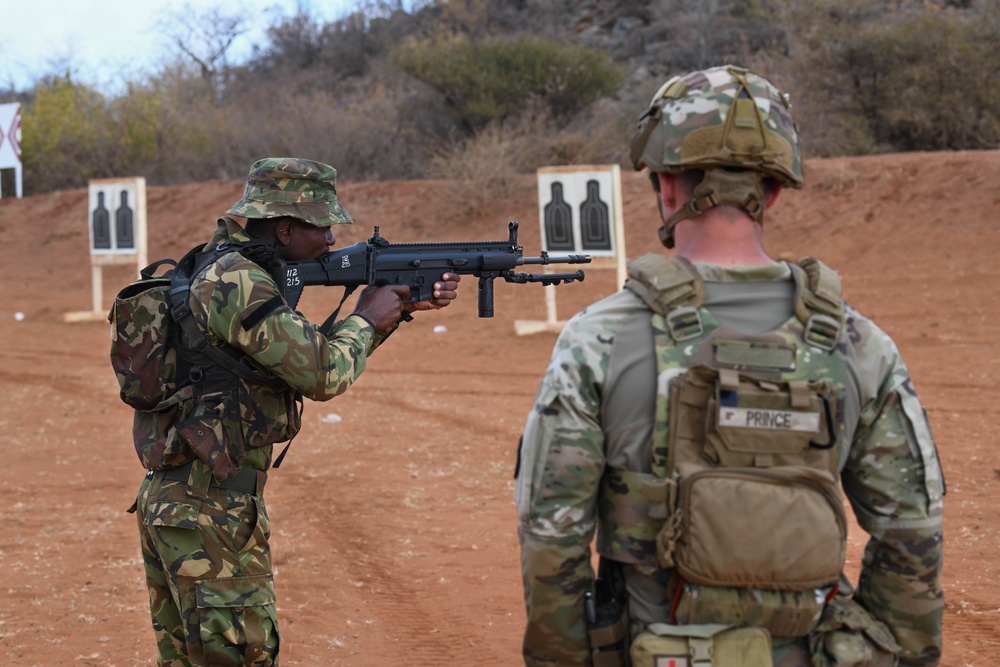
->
[109, 241, 294, 478]
[109, 241, 282, 411]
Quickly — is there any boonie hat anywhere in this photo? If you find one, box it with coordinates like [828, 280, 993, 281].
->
[227, 157, 353, 227]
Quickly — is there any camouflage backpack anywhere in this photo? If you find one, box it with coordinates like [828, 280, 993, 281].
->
[110, 241, 297, 479]
[109, 241, 283, 412]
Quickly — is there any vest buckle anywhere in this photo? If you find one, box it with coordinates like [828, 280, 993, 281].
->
[666, 305, 704, 342]
[804, 313, 841, 351]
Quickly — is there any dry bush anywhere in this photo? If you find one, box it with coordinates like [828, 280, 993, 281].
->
[428, 102, 628, 218]
[546, 98, 631, 167]
[428, 122, 539, 218]
[810, 159, 861, 194]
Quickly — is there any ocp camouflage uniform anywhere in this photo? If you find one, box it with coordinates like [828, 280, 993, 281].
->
[515, 260, 944, 666]
[126, 159, 394, 666]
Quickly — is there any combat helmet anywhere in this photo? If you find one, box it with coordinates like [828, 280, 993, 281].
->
[227, 157, 353, 227]
[628, 65, 803, 248]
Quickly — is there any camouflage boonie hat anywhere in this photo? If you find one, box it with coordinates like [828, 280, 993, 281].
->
[227, 157, 353, 227]
[629, 65, 804, 188]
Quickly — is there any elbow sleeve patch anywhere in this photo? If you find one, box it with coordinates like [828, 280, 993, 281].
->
[898, 390, 945, 512]
[242, 295, 286, 331]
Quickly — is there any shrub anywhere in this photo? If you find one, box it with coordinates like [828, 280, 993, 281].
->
[393, 33, 624, 135]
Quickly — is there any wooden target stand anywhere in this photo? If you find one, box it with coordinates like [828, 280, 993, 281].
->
[64, 178, 148, 323]
[515, 165, 627, 336]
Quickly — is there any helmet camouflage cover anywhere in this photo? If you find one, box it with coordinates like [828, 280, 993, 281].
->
[629, 65, 803, 188]
[227, 157, 353, 227]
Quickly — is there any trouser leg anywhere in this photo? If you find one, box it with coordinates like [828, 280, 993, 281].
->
[134, 474, 279, 667]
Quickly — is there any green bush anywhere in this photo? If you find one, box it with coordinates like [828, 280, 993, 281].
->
[781, 0, 1000, 155]
[859, 12, 1000, 151]
[22, 75, 115, 191]
[393, 33, 624, 134]
[21, 75, 183, 193]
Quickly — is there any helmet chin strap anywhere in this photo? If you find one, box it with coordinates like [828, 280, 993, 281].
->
[658, 169, 768, 249]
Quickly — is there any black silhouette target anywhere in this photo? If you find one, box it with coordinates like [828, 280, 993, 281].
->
[92, 192, 111, 249]
[543, 182, 575, 251]
[538, 168, 617, 256]
[115, 190, 135, 249]
[89, 180, 143, 254]
[579, 179, 611, 251]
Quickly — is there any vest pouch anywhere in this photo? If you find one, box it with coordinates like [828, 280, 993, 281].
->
[705, 375, 837, 472]
[666, 464, 847, 590]
[237, 376, 303, 450]
[131, 384, 196, 471]
[110, 276, 177, 410]
[631, 623, 771, 667]
[176, 393, 242, 483]
[672, 580, 831, 638]
[807, 596, 901, 667]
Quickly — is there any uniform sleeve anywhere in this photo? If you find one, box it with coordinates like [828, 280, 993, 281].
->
[841, 318, 945, 667]
[515, 320, 610, 666]
[195, 259, 377, 402]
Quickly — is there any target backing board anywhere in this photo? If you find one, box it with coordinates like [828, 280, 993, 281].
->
[87, 178, 147, 258]
[65, 178, 148, 322]
[536, 164, 624, 263]
[516, 165, 626, 335]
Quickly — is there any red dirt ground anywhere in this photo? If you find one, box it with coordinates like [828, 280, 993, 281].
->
[0, 151, 997, 665]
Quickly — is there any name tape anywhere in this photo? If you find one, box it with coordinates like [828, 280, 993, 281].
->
[719, 407, 820, 433]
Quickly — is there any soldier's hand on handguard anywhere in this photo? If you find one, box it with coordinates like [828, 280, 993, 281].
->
[406, 272, 461, 312]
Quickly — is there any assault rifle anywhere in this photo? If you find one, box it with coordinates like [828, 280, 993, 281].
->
[280, 221, 591, 317]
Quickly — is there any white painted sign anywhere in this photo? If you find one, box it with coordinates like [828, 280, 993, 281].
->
[0, 103, 23, 198]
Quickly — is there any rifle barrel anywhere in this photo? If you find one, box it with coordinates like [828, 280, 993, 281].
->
[520, 254, 591, 266]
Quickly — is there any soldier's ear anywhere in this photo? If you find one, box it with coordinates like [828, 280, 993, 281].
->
[658, 173, 680, 211]
[274, 217, 295, 246]
[764, 181, 783, 210]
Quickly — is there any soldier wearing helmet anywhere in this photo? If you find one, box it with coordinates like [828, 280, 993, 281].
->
[130, 157, 460, 666]
[516, 67, 943, 667]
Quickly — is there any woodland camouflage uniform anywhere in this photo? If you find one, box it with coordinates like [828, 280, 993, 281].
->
[515, 67, 944, 667]
[125, 159, 393, 666]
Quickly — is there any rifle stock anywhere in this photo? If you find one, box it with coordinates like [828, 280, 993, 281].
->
[281, 221, 591, 317]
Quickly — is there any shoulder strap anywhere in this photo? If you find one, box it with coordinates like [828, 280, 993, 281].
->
[624, 254, 705, 314]
[789, 257, 845, 350]
[624, 254, 706, 343]
[169, 244, 283, 387]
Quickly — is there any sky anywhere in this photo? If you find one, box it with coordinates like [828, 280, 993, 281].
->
[0, 0, 373, 93]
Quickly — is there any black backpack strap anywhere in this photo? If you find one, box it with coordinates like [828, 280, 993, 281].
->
[271, 392, 304, 469]
[319, 285, 360, 334]
[139, 257, 178, 280]
[169, 244, 284, 388]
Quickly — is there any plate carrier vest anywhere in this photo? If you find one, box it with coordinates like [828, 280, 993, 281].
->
[596, 253, 850, 638]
